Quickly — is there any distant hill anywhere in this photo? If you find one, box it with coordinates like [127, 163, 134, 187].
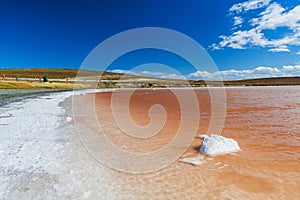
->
[207, 77, 300, 86]
[0, 68, 120, 79]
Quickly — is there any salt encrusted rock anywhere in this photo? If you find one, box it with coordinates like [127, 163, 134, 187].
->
[200, 134, 240, 155]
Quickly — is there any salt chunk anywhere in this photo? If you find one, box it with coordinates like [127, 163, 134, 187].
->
[66, 117, 72, 122]
[197, 134, 209, 139]
[179, 155, 205, 165]
[200, 134, 240, 155]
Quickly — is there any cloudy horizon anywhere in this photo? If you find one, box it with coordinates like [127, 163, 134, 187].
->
[110, 64, 300, 81]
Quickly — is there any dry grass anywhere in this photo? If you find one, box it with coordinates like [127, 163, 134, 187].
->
[0, 81, 34, 89]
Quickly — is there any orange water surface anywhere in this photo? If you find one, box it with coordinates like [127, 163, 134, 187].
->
[74, 86, 300, 199]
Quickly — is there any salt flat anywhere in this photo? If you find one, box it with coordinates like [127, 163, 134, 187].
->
[0, 89, 119, 199]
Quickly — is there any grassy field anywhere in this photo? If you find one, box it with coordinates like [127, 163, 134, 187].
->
[0, 68, 299, 89]
[0, 80, 94, 89]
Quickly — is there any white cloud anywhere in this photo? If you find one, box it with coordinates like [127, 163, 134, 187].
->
[230, 0, 271, 13]
[187, 65, 300, 80]
[109, 69, 186, 80]
[268, 46, 291, 52]
[218, 29, 268, 49]
[188, 71, 212, 79]
[160, 73, 186, 80]
[213, 1, 300, 53]
[109, 69, 164, 77]
[109, 69, 138, 75]
[210, 43, 221, 50]
[109, 69, 164, 76]
[296, 51, 300, 55]
[282, 65, 300, 71]
[233, 16, 244, 26]
[251, 3, 300, 31]
[140, 71, 164, 76]
[110, 65, 300, 81]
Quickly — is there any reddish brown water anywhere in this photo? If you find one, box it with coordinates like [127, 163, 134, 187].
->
[74, 86, 300, 199]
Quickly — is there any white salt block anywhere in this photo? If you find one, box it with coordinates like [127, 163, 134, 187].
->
[179, 154, 205, 165]
[200, 134, 240, 155]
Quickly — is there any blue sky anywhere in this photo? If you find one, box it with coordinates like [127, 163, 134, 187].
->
[0, 0, 300, 80]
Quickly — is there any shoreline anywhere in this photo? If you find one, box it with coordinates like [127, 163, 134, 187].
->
[0, 89, 117, 199]
[0, 90, 74, 198]
[1, 79, 300, 90]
